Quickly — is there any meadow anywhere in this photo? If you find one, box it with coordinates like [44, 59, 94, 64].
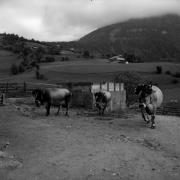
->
[0, 52, 180, 103]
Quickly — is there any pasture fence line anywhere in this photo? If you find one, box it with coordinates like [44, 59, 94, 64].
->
[0, 82, 63, 98]
[130, 103, 180, 117]
[1, 82, 179, 117]
[0, 81, 93, 98]
[158, 103, 180, 117]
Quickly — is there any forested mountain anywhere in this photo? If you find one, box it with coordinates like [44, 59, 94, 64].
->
[76, 14, 180, 62]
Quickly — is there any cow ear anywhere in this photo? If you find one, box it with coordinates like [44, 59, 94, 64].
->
[149, 81, 152, 87]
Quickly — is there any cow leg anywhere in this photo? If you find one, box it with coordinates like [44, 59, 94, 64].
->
[141, 108, 150, 124]
[98, 105, 102, 116]
[56, 105, 61, 115]
[150, 115, 156, 129]
[98, 108, 101, 116]
[96, 104, 101, 116]
[100, 109, 103, 116]
[102, 103, 107, 116]
[65, 102, 69, 116]
[46, 103, 51, 116]
[65, 106, 69, 116]
[64, 95, 71, 116]
[150, 107, 156, 129]
[96, 103, 100, 115]
[99, 101, 104, 116]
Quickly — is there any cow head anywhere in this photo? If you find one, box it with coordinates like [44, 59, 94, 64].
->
[32, 89, 44, 107]
[94, 92, 102, 107]
[94, 92, 108, 110]
[135, 83, 153, 108]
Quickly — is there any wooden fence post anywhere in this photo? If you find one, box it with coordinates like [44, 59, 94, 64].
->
[107, 82, 109, 91]
[0, 92, 5, 105]
[100, 83, 102, 90]
[6, 83, 8, 94]
[24, 82, 26, 92]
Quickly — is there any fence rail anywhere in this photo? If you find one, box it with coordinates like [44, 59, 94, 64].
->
[158, 104, 180, 117]
[0, 82, 61, 98]
[1, 82, 180, 117]
[130, 103, 180, 117]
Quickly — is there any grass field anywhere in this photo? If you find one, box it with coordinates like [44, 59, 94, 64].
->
[0, 56, 180, 103]
[0, 50, 21, 78]
[2, 60, 179, 81]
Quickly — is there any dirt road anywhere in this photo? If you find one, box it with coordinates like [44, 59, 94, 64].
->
[0, 98, 180, 180]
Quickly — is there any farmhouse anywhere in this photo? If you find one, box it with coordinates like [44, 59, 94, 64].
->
[109, 54, 126, 63]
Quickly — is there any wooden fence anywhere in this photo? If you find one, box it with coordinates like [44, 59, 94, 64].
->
[130, 103, 180, 117]
[1, 82, 179, 116]
[0, 82, 31, 98]
[0, 82, 63, 98]
[157, 102, 180, 117]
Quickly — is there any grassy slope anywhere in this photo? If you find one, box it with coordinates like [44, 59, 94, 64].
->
[0, 50, 21, 78]
[0, 52, 179, 103]
[0, 60, 180, 103]
[1, 59, 180, 81]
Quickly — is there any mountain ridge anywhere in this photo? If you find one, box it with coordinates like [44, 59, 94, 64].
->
[77, 14, 180, 62]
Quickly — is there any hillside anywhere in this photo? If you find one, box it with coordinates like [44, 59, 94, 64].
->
[77, 14, 180, 62]
[0, 33, 55, 79]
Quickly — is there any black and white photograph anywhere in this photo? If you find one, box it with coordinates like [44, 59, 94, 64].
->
[0, 0, 180, 179]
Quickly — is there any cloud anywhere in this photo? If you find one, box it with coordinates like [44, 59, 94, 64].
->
[0, 0, 180, 41]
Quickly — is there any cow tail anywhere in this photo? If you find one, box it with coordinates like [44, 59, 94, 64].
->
[66, 92, 72, 104]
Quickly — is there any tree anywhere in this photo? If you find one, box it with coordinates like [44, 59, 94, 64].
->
[18, 64, 25, 73]
[115, 71, 142, 106]
[156, 66, 162, 74]
[10, 64, 18, 75]
[35, 64, 40, 79]
[83, 50, 90, 58]
[13, 41, 25, 53]
[34, 47, 45, 62]
[21, 46, 31, 63]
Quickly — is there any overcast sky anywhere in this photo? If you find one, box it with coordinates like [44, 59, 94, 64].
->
[0, 0, 180, 41]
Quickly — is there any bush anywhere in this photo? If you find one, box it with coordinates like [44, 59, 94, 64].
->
[114, 71, 142, 106]
[45, 56, 55, 62]
[30, 61, 37, 67]
[83, 50, 90, 58]
[20, 60, 28, 67]
[35, 70, 39, 79]
[156, 66, 162, 74]
[10, 64, 18, 75]
[172, 79, 178, 84]
[173, 72, 180, 78]
[90, 55, 94, 59]
[38, 74, 45, 80]
[18, 64, 25, 73]
[61, 56, 69, 61]
[165, 70, 171, 75]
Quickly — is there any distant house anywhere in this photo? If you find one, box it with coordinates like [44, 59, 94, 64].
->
[109, 55, 126, 63]
[31, 46, 38, 49]
[60, 50, 75, 56]
[69, 48, 75, 52]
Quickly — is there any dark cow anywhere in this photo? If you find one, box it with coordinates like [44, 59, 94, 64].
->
[135, 83, 163, 129]
[32, 88, 72, 116]
[94, 91, 111, 115]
